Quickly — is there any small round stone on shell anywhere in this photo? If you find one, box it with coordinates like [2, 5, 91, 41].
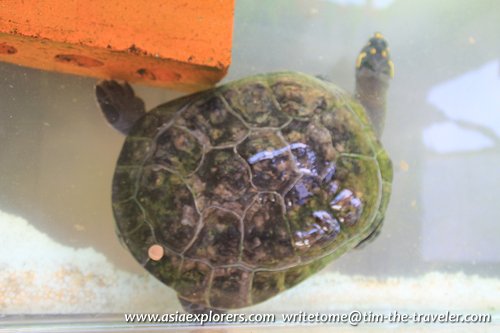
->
[148, 244, 165, 261]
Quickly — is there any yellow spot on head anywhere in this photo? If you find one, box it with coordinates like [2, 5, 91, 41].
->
[370, 48, 377, 55]
[356, 52, 367, 68]
[381, 50, 388, 58]
[374, 32, 384, 39]
[388, 60, 395, 78]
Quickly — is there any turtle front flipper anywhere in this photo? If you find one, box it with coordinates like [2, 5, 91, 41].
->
[95, 80, 146, 135]
[355, 32, 394, 138]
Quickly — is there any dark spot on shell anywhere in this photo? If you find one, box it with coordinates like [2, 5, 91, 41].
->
[176, 95, 249, 147]
[321, 106, 374, 156]
[271, 79, 331, 119]
[136, 168, 199, 252]
[185, 208, 241, 265]
[153, 126, 203, 175]
[223, 82, 289, 127]
[242, 193, 296, 267]
[187, 148, 254, 215]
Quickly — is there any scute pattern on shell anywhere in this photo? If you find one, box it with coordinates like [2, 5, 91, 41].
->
[112, 72, 392, 310]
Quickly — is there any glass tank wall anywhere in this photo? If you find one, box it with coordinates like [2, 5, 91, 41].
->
[0, 0, 499, 332]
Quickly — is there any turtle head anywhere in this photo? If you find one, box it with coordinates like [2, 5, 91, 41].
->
[355, 33, 394, 138]
[356, 33, 394, 80]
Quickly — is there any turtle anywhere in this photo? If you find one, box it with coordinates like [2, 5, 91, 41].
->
[95, 32, 394, 313]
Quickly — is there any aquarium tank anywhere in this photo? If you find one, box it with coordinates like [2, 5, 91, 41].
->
[0, 0, 499, 332]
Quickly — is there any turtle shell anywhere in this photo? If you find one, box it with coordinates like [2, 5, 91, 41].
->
[112, 71, 392, 310]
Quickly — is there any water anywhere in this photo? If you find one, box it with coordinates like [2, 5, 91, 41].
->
[0, 0, 499, 331]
